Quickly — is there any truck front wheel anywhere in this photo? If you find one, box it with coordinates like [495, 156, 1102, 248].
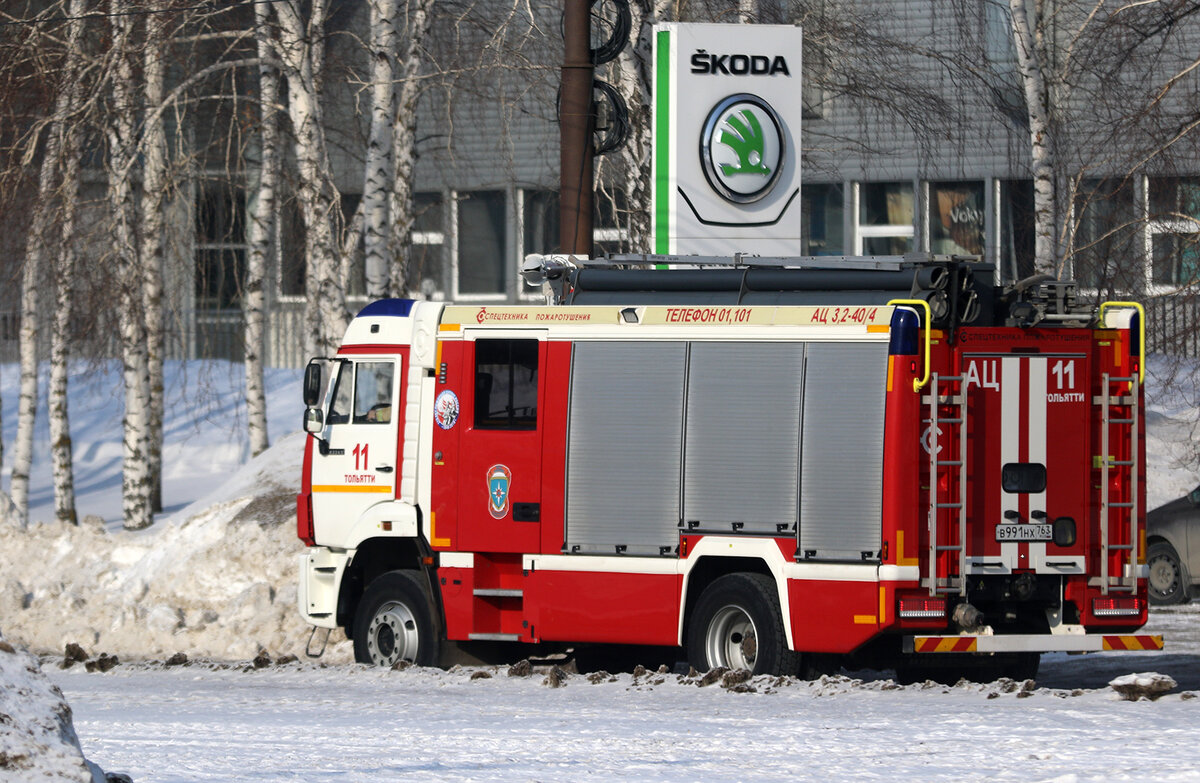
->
[687, 573, 799, 676]
[353, 571, 440, 667]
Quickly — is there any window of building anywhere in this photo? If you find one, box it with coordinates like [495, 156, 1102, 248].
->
[342, 193, 366, 298]
[859, 182, 914, 254]
[411, 192, 446, 297]
[1149, 177, 1200, 288]
[801, 184, 844, 255]
[520, 188, 630, 257]
[593, 188, 630, 257]
[929, 181, 985, 256]
[518, 188, 630, 297]
[983, 0, 1023, 114]
[277, 194, 366, 298]
[279, 197, 305, 298]
[999, 180, 1035, 282]
[473, 339, 538, 430]
[457, 190, 508, 297]
[195, 184, 246, 310]
[523, 189, 559, 258]
[1074, 179, 1138, 290]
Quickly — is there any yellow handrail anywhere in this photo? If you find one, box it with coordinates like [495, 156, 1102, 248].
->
[887, 298, 932, 392]
[1098, 301, 1145, 384]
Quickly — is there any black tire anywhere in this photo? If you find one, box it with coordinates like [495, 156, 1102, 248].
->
[1001, 652, 1040, 682]
[1147, 541, 1190, 606]
[352, 571, 440, 667]
[686, 573, 799, 676]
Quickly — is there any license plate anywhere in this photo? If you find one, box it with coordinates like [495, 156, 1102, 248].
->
[995, 523, 1053, 542]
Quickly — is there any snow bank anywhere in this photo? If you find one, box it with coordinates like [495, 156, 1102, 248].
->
[1145, 354, 1200, 509]
[0, 432, 350, 662]
[0, 630, 104, 783]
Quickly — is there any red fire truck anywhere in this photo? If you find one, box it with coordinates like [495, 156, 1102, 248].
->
[297, 256, 1162, 680]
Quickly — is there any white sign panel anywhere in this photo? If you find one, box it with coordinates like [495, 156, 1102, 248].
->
[652, 23, 803, 255]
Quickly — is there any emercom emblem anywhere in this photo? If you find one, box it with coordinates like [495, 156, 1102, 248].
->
[700, 93, 785, 204]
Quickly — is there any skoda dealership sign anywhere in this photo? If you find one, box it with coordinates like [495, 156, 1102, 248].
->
[700, 93, 786, 204]
[653, 24, 803, 255]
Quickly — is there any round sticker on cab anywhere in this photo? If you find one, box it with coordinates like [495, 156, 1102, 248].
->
[434, 389, 459, 430]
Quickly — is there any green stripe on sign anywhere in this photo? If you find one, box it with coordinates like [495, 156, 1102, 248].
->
[654, 28, 671, 255]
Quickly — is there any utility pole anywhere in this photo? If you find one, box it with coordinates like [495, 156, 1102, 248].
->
[560, 0, 594, 257]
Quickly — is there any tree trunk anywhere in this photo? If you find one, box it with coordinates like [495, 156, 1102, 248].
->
[245, 1, 280, 458]
[1009, 0, 1062, 276]
[10, 0, 92, 524]
[108, 2, 153, 531]
[272, 0, 347, 357]
[11, 142, 55, 526]
[141, 8, 168, 513]
[49, 0, 87, 527]
[387, 0, 433, 297]
[364, 0, 398, 300]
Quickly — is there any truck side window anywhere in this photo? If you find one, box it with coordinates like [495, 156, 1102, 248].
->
[474, 339, 538, 430]
[327, 363, 353, 425]
[352, 362, 395, 424]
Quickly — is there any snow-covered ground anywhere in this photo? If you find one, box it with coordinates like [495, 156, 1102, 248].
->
[44, 632, 1200, 783]
[1, 354, 1200, 782]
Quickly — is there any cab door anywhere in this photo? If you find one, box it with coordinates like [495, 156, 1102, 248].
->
[310, 357, 403, 535]
[456, 334, 545, 553]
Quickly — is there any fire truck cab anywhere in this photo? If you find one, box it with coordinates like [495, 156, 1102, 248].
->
[297, 256, 1161, 680]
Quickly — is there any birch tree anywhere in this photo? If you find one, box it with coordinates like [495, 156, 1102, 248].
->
[244, 0, 280, 458]
[1009, 0, 1063, 276]
[265, 0, 348, 357]
[107, 1, 154, 530]
[140, 7, 169, 513]
[363, 0, 398, 299]
[11, 1, 87, 525]
[48, 0, 87, 526]
[386, 0, 435, 297]
[11, 119, 52, 526]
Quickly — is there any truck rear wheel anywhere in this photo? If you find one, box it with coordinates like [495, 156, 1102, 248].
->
[687, 573, 799, 676]
[353, 571, 439, 667]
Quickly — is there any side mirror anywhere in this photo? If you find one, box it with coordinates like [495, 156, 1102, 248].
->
[304, 406, 325, 435]
[303, 362, 323, 407]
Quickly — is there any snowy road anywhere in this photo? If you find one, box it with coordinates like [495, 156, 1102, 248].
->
[51, 606, 1200, 783]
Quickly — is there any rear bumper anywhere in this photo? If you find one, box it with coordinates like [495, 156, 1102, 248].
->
[904, 633, 1163, 654]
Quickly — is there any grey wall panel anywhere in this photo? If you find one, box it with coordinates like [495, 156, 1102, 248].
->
[566, 342, 687, 555]
[684, 342, 804, 534]
[799, 342, 888, 560]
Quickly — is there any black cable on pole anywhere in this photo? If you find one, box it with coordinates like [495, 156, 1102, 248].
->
[592, 78, 628, 155]
[589, 0, 631, 65]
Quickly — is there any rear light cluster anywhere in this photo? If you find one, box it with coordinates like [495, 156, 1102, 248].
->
[1092, 597, 1142, 617]
[898, 596, 947, 619]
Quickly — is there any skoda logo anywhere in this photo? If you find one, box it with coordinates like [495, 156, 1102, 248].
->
[699, 93, 785, 204]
